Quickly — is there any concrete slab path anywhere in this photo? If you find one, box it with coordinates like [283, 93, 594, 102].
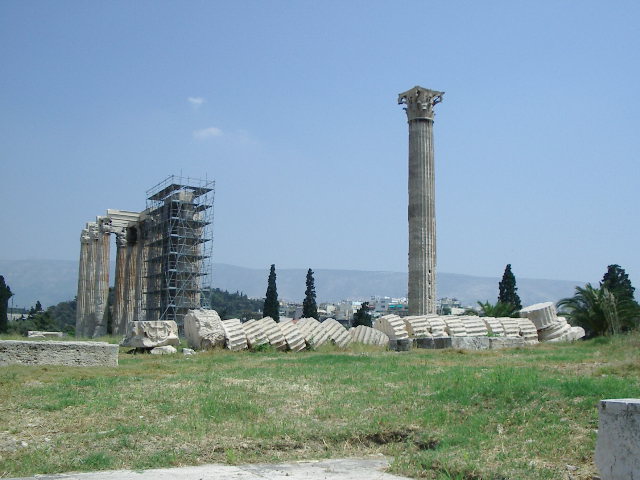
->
[8, 457, 411, 480]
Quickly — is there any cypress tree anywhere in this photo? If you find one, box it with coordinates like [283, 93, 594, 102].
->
[498, 264, 522, 311]
[352, 302, 372, 328]
[601, 264, 637, 304]
[302, 268, 318, 319]
[0, 276, 13, 334]
[263, 264, 279, 321]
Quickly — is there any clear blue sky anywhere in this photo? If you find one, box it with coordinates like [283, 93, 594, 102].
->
[1, 0, 638, 286]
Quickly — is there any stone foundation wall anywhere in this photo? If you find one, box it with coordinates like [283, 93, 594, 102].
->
[0, 340, 118, 367]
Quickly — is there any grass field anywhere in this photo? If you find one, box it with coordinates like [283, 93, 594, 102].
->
[1, 334, 639, 479]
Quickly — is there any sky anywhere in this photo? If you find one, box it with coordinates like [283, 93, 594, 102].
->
[1, 0, 639, 287]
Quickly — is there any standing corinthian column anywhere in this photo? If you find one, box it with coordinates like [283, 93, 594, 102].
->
[398, 86, 444, 315]
[92, 216, 112, 337]
[111, 232, 127, 335]
[75, 226, 91, 336]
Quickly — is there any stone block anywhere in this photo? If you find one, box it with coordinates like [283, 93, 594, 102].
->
[150, 345, 177, 355]
[427, 317, 448, 337]
[451, 336, 491, 350]
[0, 340, 118, 367]
[241, 319, 269, 348]
[489, 336, 525, 349]
[403, 316, 431, 338]
[443, 316, 467, 336]
[222, 319, 248, 351]
[28, 331, 64, 338]
[321, 318, 352, 348]
[519, 302, 558, 330]
[373, 314, 409, 340]
[517, 318, 539, 344]
[297, 317, 330, 348]
[388, 338, 412, 351]
[121, 321, 179, 349]
[595, 398, 640, 480]
[497, 317, 520, 337]
[279, 321, 306, 352]
[183, 309, 225, 350]
[258, 317, 288, 350]
[460, 317, 488, 336]
[350, 325, 389, 346]
[415, 336, 452, 349]
[483, 317, 505, 336]
[538, 316, 571, 342]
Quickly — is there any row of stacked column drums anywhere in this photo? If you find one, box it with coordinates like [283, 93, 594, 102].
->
[181, 302, 584, 352]
[183, 313, 569, 354]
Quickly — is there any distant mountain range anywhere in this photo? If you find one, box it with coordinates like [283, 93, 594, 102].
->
[0, 259, 584, 310]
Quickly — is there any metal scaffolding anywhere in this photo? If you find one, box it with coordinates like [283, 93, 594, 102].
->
[143, 175, 214, 329]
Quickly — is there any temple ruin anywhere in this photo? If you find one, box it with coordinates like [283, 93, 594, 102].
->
[75, 175, 214, 337]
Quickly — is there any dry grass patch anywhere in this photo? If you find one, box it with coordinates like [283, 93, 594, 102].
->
[1, 333, 639, 479]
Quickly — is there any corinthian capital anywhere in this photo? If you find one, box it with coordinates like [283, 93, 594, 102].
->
[80, 228, 91, 244]
[115, 232, 128, 248]
[398, 86, 444, 121]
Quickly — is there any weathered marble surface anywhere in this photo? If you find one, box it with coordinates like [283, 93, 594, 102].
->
[0, 340, 118, 367]
[183, 309, 225, 350]
[399, 86, 444, 315]
[242, 319, 269, 348]
[350, 325, 389, 346]
[150, 345, 177, 355]
[258, 317, 287, 350]
[519, 302, 557, 330]
[322, 318, 352, 348]
[595, 398, 640, 480]
[279, 321, 306, 352]
[297, 317, 330, 348]
[27, 331, 64, 338]
[222, 319, 249, 351]
[403, 316, 431, 338]
[121, 321, 179, 348]
[374, 315, 409, 340]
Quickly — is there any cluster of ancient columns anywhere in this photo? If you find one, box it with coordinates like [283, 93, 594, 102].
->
[76, 214, 147, 337]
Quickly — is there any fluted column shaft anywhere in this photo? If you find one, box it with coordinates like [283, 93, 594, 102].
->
[133, 228, 148, 322]
[399, 86, 444, 315]
[122, 232, 138, 329]
[84, 222, 99, 336]
[112, 233, 127, 335]
[408, 118, 436, 314]
[92, 218, 111, 337]
[75, 227, 91, 336]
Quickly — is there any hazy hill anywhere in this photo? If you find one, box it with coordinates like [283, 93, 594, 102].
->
[0, 259, 583, 309]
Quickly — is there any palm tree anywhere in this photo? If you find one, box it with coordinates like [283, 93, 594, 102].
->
[557, 284, 640, 337]
[476, 300, 518, 318]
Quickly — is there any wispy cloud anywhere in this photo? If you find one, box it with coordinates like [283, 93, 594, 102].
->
[193, 126, 223, 139]
[187, 97, 205, 108]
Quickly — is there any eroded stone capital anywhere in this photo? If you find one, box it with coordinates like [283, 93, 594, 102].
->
[97, 216, 113, 234]
[115, 232, 128, 248]
[80, 228, 91, 244]
[87, 222, 100, 241]
[398, 85, 444, 121]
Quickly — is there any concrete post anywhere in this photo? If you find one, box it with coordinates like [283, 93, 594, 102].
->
[398, 86, 444, 315]
[595, 398, 640, 479]
[75, 227, 91, 337]
[112, 232, 127, 335]
[92, 217, 112, 337]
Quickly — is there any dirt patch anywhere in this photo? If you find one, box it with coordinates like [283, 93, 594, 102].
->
[358, 429, 439, 450]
